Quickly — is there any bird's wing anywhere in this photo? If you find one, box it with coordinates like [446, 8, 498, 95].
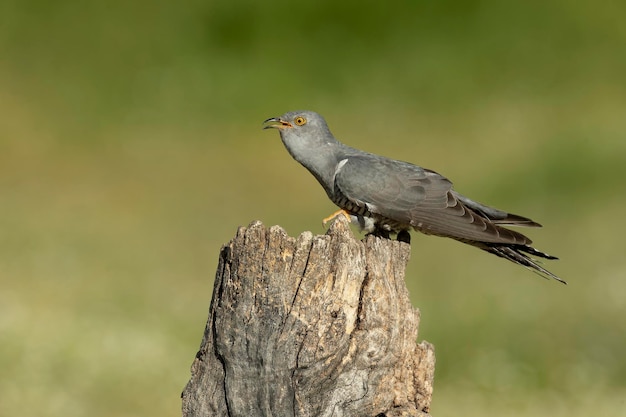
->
[334, 155, 531, 244]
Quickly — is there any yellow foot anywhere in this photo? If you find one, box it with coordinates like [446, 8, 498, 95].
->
[322, 209, 352, 227]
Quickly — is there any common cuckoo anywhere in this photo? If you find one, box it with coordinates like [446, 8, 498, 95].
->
[263, 110, 563, 283]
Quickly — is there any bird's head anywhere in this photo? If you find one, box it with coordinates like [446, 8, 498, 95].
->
[263, 110, 340, 173]
[263, 110, 335, 147]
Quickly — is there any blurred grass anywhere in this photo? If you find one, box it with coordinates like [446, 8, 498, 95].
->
[1, 0, 625, 416]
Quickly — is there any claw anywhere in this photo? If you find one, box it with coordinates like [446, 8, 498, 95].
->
[322, 209, 352, 227]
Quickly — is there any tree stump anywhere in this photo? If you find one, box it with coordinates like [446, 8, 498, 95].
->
[182, 216, 435, 417]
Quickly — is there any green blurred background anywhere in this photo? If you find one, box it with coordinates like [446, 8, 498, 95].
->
[1, 0, 625, 416]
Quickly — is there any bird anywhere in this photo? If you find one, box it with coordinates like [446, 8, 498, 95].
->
[263, 110, 564, 284]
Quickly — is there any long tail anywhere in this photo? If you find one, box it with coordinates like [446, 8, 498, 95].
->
[474, 242, 566, 284]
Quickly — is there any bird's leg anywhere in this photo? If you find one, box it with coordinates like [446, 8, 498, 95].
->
[322, 209, 352, 227]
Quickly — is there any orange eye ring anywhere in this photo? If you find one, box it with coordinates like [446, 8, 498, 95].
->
[294, 116, 307, 126]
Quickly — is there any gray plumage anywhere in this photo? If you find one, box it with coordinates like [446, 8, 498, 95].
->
[263, 110, 564, 284]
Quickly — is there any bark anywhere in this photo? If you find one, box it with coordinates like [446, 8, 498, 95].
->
[182, 216, 435, 417]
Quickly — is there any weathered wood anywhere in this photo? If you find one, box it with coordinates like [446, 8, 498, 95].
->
[182, 216, 435, 417]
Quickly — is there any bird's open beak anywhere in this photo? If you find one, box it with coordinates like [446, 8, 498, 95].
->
[263, 117, 292, 130]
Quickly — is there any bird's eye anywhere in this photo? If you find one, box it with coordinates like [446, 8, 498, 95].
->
[294, 116, 307, 126]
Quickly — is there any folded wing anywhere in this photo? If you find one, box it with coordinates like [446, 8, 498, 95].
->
[334, 155, 535, 244]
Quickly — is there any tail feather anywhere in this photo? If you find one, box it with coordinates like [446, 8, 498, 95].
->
[477, 242, 565, 284]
